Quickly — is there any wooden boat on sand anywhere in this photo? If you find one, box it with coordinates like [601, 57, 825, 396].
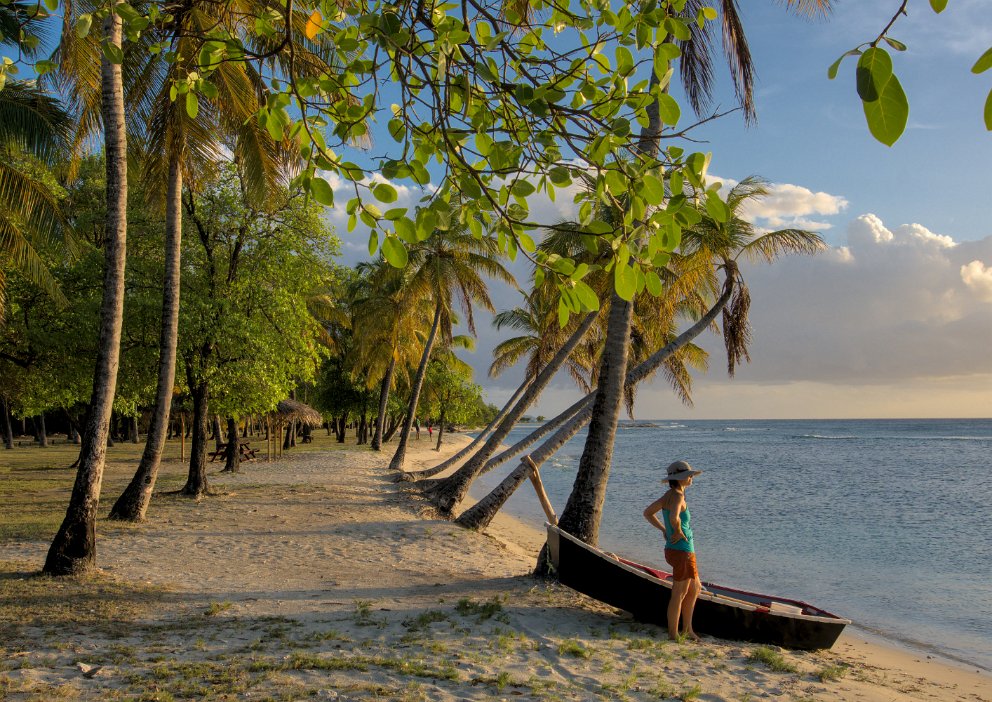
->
[546, 525, 850, 650]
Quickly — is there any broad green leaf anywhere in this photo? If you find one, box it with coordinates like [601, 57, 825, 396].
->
[984, 88, 992, 131]
[75, 14, 92, 38]
[640, 173, 664, 205]
[856, 47, 892, 102]
[614, 264, 636, 301]
[382, 237, 408, 268]
[645, 270, 663, 297]
[929, 0, 947, 12]
[705, 190, 730, 223]
[972, 47, 992, 74]
[373, 183, 398, 203]
[557, 297, 569, 328]
[102, 41, 124, 65]
[394, 217, 417, 243]
[863, 73, 909, 146]
[266, 112, 283, 140]
[828, 48, 861, 80]
[310, 177, 335, 206]
[518, 232, 536, 252]
[185, 92, 199, 119]
[883, 37, 907, 52]
[657, 93, 680, 125]
[573, 281, 600, 310]
[368, 230, 378, 256]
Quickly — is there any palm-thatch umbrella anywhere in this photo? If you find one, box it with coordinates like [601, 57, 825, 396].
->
[266, 399, 323, 459]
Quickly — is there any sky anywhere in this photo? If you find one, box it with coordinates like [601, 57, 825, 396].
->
[332, 1, 992, 420]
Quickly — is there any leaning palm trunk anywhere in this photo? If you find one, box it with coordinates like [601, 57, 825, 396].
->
[388, 302, 442, 471]
[419, 310, 600, 515]
[555, 74, 665, 548]
[43, 9, 128, 575]
[109, 159, 182, 521]
[456, 269, 736, 533]
[478, 394, 590, 477]
[396, 375, 533, 481]
[370, 357, 395, 451]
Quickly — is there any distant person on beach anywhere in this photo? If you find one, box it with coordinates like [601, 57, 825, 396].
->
[643, 460, 703, 640]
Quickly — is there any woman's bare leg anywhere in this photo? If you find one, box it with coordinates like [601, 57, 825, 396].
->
[668, 579, 690, 640]
[680, 577, 701, 640]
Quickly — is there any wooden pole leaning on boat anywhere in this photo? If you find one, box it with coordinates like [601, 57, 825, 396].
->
[524, 455, 557, 526]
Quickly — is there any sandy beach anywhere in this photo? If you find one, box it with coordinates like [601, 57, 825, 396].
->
[1, 433, 989, 701]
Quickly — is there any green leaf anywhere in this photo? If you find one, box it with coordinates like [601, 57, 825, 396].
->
[984, 88, 992, 131]
[827, 48, 861, 80]
[657, 92, 680, 125]
[373, 183, 398, 203]
[394, 217, 417, 243]
[614, 264, 636, 301]
[644, 270, 663, 297]
[863, 72, 909, 146]
[185, 92, 199, 119]
[705, 190, 730, 223]
[929, 0, 947, 12]
[573, 280, 600, 311]
[856, 47, 892, 102]
[75, 13, 92, 38]
[381, 237, 408, 268]
[368, 230, 378, 256]
[972, 47, 992, 74]
[640, 173, 664, 205]
[557, 297, 569, 328]
[310, 177, 335, 206]
[883, 37, 907, 52]
[102, 41, 124, 65]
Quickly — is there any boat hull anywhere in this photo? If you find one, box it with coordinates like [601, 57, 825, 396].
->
[547, 525, 849, 650]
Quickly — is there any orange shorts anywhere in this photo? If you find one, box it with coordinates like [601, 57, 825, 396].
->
[664, 549, 698, 581]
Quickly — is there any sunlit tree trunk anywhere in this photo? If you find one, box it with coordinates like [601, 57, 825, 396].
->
[180, 381, 210, 497]
[420, 311, 599, 515]
[396, 376, 532, 481]
[222, 416, 240, 473]
[44, 8, 128, 574]
[388, 302, 442, 471]
[371, 357, 395, 451]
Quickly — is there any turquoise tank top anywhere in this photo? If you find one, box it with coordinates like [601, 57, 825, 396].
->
[662, 507, 694, 553]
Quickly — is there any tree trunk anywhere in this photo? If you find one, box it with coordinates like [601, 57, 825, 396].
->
[434, 406, 446, 451]
[371, 357, 395, 451]
[129, 416, 138, 443]
[554, 73, 665, 548]
[356, 413, 367, 445]
[388, 302, 442, 471]
[419, 311, 599, 514]
[334, 414, 346, 442]
[212, 415, 223, 450]
[383, 414, 401, 443]
[36, 413, 48, 447]
[44, 8, 128, 575]
[455, 271, 737, 536]
[478, 395, 590, 476]
[397, 377, 534, 482]
[180, 382, 210, 497]
[222, 416, 240, 473]
[1, 397, 12, 449]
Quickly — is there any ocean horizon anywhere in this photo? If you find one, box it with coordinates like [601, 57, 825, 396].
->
[471, 417, 992, 671]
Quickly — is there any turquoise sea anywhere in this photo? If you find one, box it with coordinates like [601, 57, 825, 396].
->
[470, 418, 992, 670]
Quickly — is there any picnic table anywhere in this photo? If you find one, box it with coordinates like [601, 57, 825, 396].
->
[208, 441, 258, 462]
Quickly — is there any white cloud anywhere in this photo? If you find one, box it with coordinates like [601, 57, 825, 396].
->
[961, 260, 992, 301]
[715, 177, 848, 231]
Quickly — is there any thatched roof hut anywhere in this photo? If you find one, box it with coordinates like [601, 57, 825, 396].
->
[273, 398, 323, 427]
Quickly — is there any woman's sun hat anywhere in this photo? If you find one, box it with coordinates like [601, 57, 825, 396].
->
[666, 460, 702, 481]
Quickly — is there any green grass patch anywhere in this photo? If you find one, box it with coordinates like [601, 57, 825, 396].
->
[556, 638, 590, 658]
[747, 646, 799, 673]
[815, 663, 849, 682]
[454, 596, 503, 620]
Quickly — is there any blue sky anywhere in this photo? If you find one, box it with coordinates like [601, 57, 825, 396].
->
[332, 1, 992, 418]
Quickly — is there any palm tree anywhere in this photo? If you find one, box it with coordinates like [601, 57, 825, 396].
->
[0, 4, 74, 318]
[387, 221, 516, 472]
[44, 5, 128, 575]
[558, 0, 832, 549]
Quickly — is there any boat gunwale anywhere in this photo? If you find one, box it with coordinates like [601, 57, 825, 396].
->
[549, 524, 851, 626]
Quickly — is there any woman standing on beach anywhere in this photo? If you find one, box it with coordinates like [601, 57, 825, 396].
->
[643, 460, 703, 640]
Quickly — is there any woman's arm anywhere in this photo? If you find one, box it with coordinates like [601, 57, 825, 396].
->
[643, 496, 667, 536]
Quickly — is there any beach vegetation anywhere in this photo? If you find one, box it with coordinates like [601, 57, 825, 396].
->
[815, 662, 849, 682]
[455, 595, 504, 620]
[205, 601, 233, 617]
[747, 646, 799, 674]
[557, 638, 592, 659]
[679, 683, 703, 701]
